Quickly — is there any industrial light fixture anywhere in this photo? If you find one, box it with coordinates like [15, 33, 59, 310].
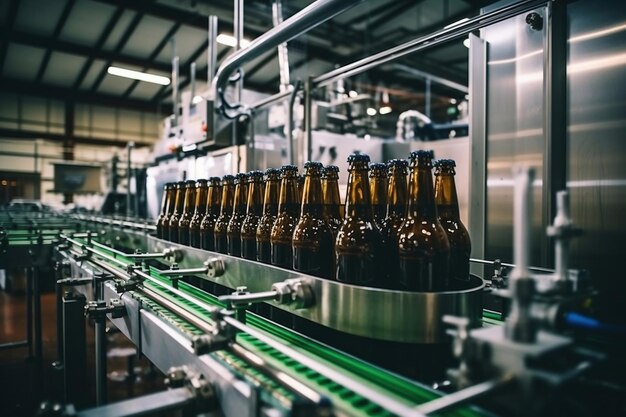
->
[216, 34, 251, 48]
[366, 107, 377, 116]
[379, 106, 392, 115]
[192, 95, 203, 105]
[107, 66, 170, 85]
[349, 90, 358, 98]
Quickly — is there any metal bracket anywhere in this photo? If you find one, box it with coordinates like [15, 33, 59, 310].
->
[191, 308, 236, 355]
[85, 299, 125, 322]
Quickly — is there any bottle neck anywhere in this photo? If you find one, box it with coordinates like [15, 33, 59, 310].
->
[193, 186, 208, 216]
[206, 184, 222, 215]
[345, 167, 372, 220]
[407, 166, 438, 220]
[278, 176, 299, 216]
[173, 188, 184, 214]
[323, 178, 341, 217]
[301, 174, 324, 217]
[247, 181, 264, 216]
[233, 182, 248, 215]
[160, 188, 169, 214]
[387, 169, 408, 217]
[220, 184, 234, 216]
[182, 187, 196, 215]
[435, 173, 461, 219]
[263, 178, 279, 216]
[370, 177, 388, 207]
[165, 189, 177, 214]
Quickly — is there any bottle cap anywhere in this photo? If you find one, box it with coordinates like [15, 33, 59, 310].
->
[434, 159, 456, 168]
[248, 170, 264, 180]
[369, 163, 388, 177]
[265, 168, 280, 176]
[280, 165, 299, 173]
[209, 176, 221, 183]
[387, 159, 409, 169]
[185, 180, 196, 186]
[347, 153, 370, 163]
[323, 165, 339, 173]
[195, 179, 208, 185]
[304, 161, 323, 169]
[222, 174, 235, 182]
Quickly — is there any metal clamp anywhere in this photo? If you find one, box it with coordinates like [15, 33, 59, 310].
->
[218, 278, 315, 309]
[165, 366, 217, 412]
[85, 299, 125, 322]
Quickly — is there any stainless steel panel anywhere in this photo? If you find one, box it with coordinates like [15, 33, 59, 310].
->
[566, 0, 626, 311]
[480, 2, 549, 267]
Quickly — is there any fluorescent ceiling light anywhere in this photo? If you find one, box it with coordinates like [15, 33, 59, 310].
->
[444, 17, 469, 29]
[107, 66, 170, 85]
[349, 90, 358, 98]
[192, 95, 203, 105]
[379, 106, 392, 115]
[216, 34, 251, 48]
[366, 107, 377, 116]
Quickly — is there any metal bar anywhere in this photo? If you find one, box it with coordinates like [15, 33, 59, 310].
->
[222, 315, 420, 417]
[251, 90, 292, 111]
[220, 290, 278, 306]
[76, 387, 194, 417]
[63, 292, 87, 407]
[26, 266, 33, 358]
[0, 340, 29, 350]
[212, 0, 363, 100]
[95, 320, 107, 405]
[33, 267, 43, 384]
[172, 54, 179, 127]
[470, 258, 554, 274]
[272, 0, 290, 91]
[312, 0, 548, 88]
[413, 376, 514, 415]
[392, 64, 468, 93]
[140, 286, 214, 334]
[304, 77, 313, 162]
[287, 81, 301, 164]
[207, 16, 218, 91]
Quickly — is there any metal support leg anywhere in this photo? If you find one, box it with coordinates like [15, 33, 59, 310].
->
[63, 291, 87, 407]
[33, 266, 43, 397]
[26, 266, 33, 358]
[95, 319, 107, 405]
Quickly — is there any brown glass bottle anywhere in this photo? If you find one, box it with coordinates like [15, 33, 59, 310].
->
[177, 180, 197, 245]
[167, 181, 185, 242]
[270, 165, 300, 269]
[189, 179, 208, 248]
[227, 173, 249, 257]
[156, 183, 175, 239]
[297, 174, 305, 203]
[214, 175, 235, 254]
[335, 154, 382, 286]
[397, 150, 450, 291]
[380, 159, 409, 286]
[292, 162, 334, 278]
[241, 171, 264, 260]
[369, 163, 388, 230]
[434, 159, 471, 282]
[199, 177, 222, 251]
[256, 168, 281, 263]
[322, 165, 343, 236]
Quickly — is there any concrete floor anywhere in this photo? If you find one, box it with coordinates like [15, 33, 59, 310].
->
[0, 288, 167, 416]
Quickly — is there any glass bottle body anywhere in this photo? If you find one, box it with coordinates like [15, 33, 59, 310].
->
[270, 166, 300, 269]
[227, 174, 249, 257]
[256, 169, 280, 263]
[189, 180, 208, 248]
[199, 178, 222, 251]
[156, 183, 174, 239]
[167, 182, 185, 242]
[214, 176, 235, 254]
[241, 172, 264, 260]
[380, 160, 408, 287]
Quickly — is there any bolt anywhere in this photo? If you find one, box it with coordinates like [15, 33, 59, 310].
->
[525, 12, 543, 31]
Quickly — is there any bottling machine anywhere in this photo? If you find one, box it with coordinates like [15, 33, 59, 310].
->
[1, 0, 625, 415]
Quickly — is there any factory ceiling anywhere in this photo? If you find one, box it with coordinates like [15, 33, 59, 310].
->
[0, 0, 489, 116]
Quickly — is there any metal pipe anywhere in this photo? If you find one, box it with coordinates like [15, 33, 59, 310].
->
[207, 16, 218, 90]
[512, 167, 534, 280]
[126, 142, 134, 218]
[470, 258, 554, 274]
[141, 286, 214, 334]
[212, 0, 363, 104]
[222, 315, 421, 417]
[425, 78, 431, 119]
[272, 0, 290, 92]
[95, 320, 107, 405]
[304, 77, 313, 163]
[252, 90, 291, 111]
[287, 81, 302, 164]
[190, 62, 196, 104]
[413, 375, 514, 416]
[552, 190, 571, 283]
[220, 290, 278, 306]
[172, 54, 179, 127]
[312, 0, 547, 88]
[392, 64, 468, 93]
[155, 266, 208, 276]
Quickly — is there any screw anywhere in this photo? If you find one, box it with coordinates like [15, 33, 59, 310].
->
[525, 12, 543, 31]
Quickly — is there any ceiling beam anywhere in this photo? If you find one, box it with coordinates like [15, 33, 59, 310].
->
[8, 30, 171, 73]
[73, 6, 125, 89]
[90, 10, 146, 92]
[0, 0, 21, 74]
[35, 0, 76, 84]
[122, 21, 182, 99]
[0, 128, 153, 148]
[0, 77, 167, 115]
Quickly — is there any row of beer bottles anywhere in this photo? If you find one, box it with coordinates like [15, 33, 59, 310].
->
[155, 150, 470, 292]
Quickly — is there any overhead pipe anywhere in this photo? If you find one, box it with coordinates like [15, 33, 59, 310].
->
[272, 0, 290, 92]
[190, 62, 196, 103]
[211, 0, 363, 115]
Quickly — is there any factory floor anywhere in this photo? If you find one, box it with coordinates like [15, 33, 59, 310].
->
[0, 288, 167, 417]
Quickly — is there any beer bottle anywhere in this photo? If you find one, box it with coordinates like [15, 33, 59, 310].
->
[270, 165, 300, 269]
[369, 163, 388, 230]
[256, 168, 280, 263]
[199, 177, 222, 251]
[292, 161, 334, 278]
[214, 175, 235, 254]
[156, 183, 175, 239]
[241, 171, 264, 260]
[227, 173, 249, 257]
[398, 150, 450, 291]
[380, 159, 409, 285]
[322, 165, 343, 236]
[167, 181, 185, 242]
[189, 179, 208, 248]
[434, 159, 471, 282]
[335, 154, 382, 285]
[177, 180, 197, 245]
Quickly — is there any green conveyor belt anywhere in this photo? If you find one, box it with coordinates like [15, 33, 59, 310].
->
[67, 237, 491, 417]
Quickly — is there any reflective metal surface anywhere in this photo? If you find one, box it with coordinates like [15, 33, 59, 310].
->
[138, 234, 484, 344]
[566, 0, 626, 312]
